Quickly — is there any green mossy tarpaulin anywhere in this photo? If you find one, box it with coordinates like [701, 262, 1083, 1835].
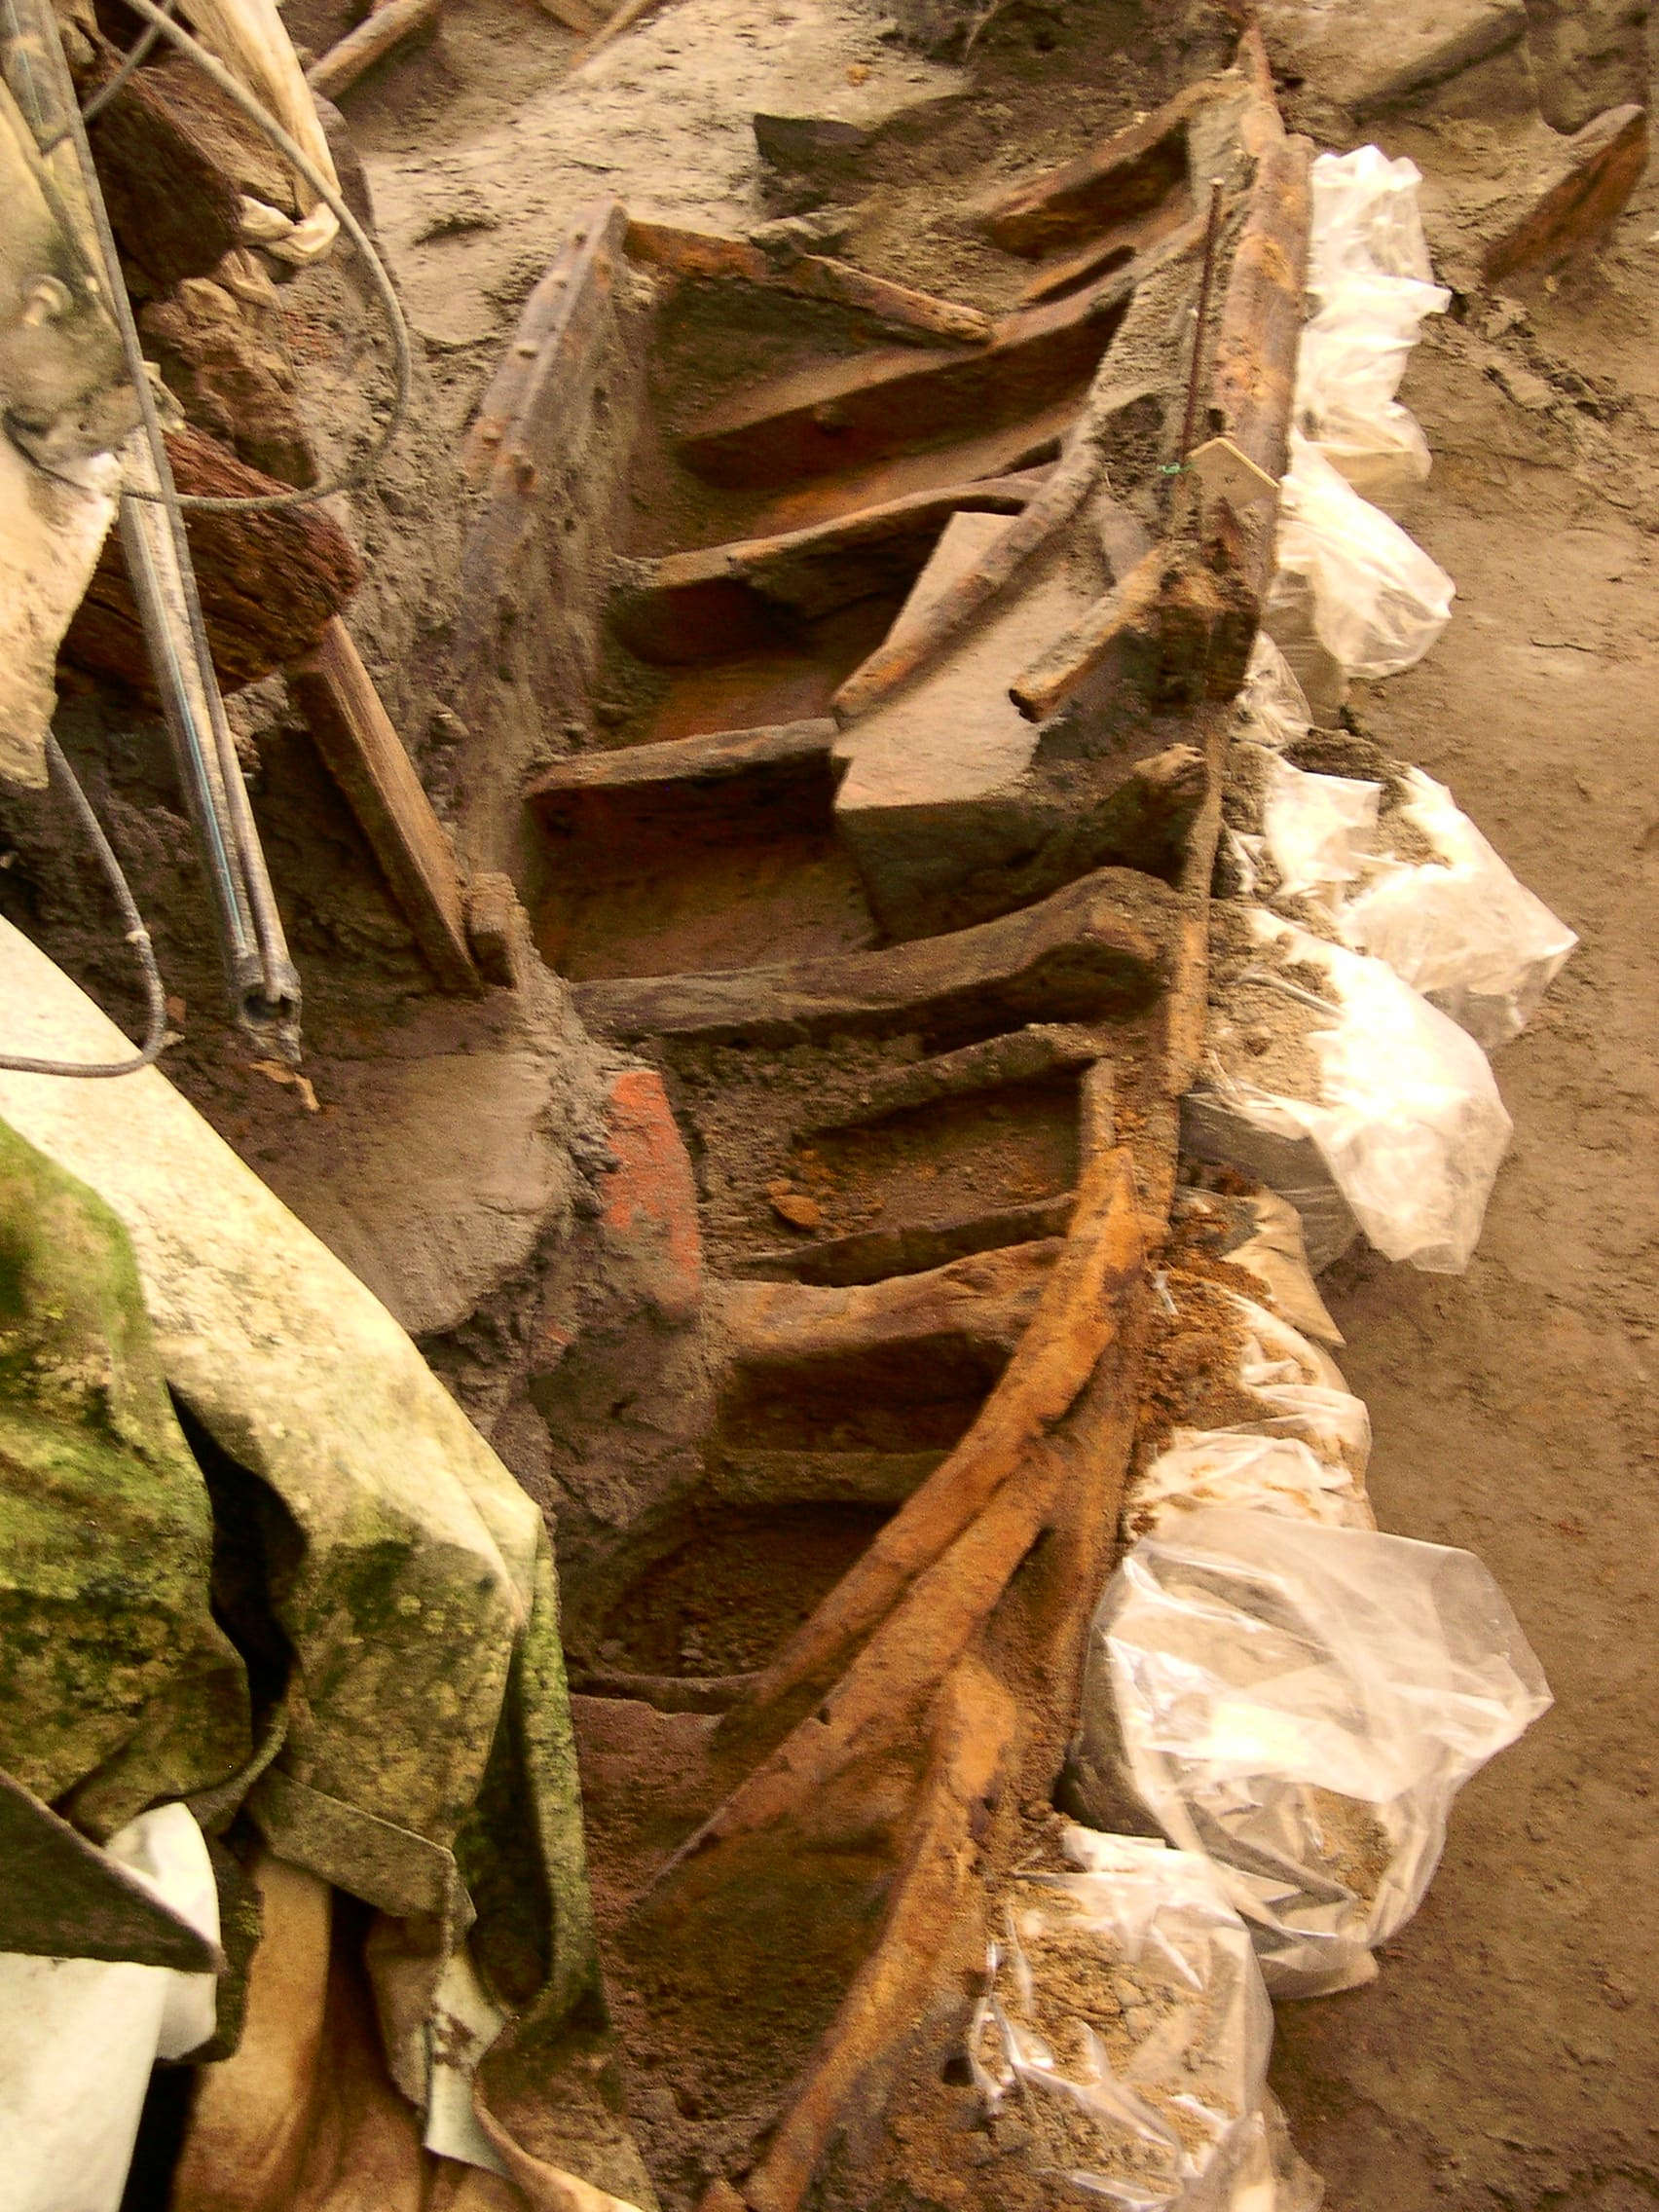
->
[0, 920, 602, 2046]
[0, 1117, 249, 1836]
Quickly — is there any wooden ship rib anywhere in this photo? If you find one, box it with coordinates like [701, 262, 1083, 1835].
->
[446, 34, 1312, 2211]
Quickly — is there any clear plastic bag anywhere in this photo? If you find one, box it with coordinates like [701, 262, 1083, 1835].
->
[1259, 753, 1381, 910]
[1074, 1509, 1553, 1997]
[1305, 146, 1440, 293]
[1129, 1433, 1370, 1538]
[1249, 758, 1575, 1050]
[1196, 909, 1512, 1273]
[969, 1827, 1323, 2209]
[1296, 149, 1450, 512]
[1266, 434, 1455, 683]
[1173, 1185, 1343, 1347]
[1339, 766, 1578, 1049]
[1126, 1288, 1372, 1541]
[1179, 1092, 1359, 1275]
[1233, 634, 1313, 756]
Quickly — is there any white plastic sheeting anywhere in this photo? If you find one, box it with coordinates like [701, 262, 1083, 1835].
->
[1192, 908, 1512, 1273]
[1126, 1288, 1372, 1541]
[1254, 757, 1576, 1050]
[1267, 433, 1455, 683]
[1078, 1509, 1552, 1997]
[0, 1803, 219, 2212]
[1295, 149, 1450, 511]
[1341, 768, 1578, 1048]
[970, 1826, 1322, 2209]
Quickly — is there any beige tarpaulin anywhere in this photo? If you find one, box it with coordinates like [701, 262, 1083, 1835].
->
[0, 918, 626, 2194]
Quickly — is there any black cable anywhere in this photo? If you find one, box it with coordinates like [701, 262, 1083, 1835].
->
[0, 736, 169, 1078]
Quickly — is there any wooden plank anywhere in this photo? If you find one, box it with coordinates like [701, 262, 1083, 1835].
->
[461, 203, 618, 487]
[973, 78, 1223, 254]
[285, 619, 480, 994]
[1209, 131, 1313, 487]
[454, 201, 628, 681]
[674, 257, 1145, 493]
[1483, 103, 1648, 280]
[608, 475, 1044, 657]
[527, 718, 834, 817]
[624, 219, 992, 346]
[729, 1196, 1078, 1288]
[306, 0, 442, 101]
[1007, 545, 1166, 720]
[828, 378, 1163, 722]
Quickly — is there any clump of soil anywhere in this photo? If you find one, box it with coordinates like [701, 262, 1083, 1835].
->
[1300, 1786, 1395, 1908]
[1135, 1263, 1258, 1458]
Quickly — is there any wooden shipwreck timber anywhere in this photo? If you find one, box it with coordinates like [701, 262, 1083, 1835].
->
[440, 33, 1317, 2212]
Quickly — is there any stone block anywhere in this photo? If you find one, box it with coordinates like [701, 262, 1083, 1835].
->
[833, 513, 1095, 938]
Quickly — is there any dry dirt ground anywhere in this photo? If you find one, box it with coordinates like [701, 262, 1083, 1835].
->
[1268, 151, 1659, 2212]
[319, 8, 1658, 2205]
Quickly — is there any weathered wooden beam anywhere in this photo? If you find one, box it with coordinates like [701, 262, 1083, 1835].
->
[728, 1196, 1078, 1288]
[306, 0, 442, 102]
[973, 78, 1223, 254]
[527, 718, 835, 819]
[455, 200, 628, 677]
[625, 219, 992, 346]
[608, 476, 1044, 657]
[730, 1660, 1017, 2212]
[1007, 542, 1166, 720]
[284, 619, 481, 994]
[829, 382, 1162, 722]
[1483, 104, 1648, 280]
[809, 1022, 1107, 1130]
[1208, 130, 1313, 487]
[83, 38, 245, 288]
[698, 1140, 1144, 1779]
[571, 866, 1177, 1044]
[60, 426, 360, 695]
[723, 1238, 1061, 1378]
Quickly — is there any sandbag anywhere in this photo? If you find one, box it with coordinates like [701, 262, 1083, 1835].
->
[969, 1825, 1322, 2208]
[1295, 148, 1450, 512]
[1265, 434, 1455, 691]
[1340, 767, 1577, 1049]
[1073, 1508, 1552, 1996]
[1125, 1288, 1372, 1542]
[1189, 907, 1511, 1273]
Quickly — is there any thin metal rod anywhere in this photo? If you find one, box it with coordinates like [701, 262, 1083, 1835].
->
[2, 0, 301, 1048]
[1178, 179, 1226, 465]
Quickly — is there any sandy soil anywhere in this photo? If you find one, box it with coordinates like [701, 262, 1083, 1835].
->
[1269, 129, 1659, 2212]
[315, 5, 1658, 2202]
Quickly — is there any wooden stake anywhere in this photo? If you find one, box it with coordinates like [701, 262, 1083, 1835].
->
[306, 0, 441, 101]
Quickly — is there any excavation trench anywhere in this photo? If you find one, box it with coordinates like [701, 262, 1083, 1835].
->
[432, 46, 1308, 2208]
